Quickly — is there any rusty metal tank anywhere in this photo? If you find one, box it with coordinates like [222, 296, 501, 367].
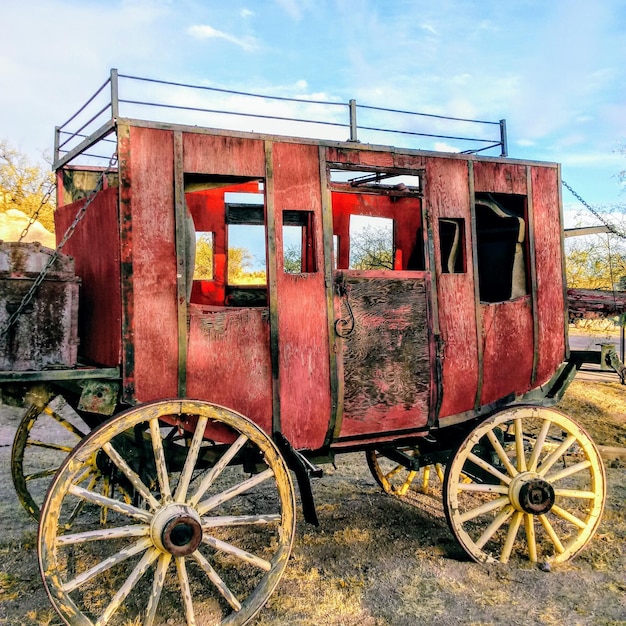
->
[0, 241, 79, 370]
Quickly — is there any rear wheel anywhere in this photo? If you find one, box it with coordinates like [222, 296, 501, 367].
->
[443, 406, 606, 564]
[366, 447, 444, 496]
[39, 400, 296, 626]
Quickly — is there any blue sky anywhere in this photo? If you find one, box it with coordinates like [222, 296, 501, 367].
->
[1, 0, 625, 223]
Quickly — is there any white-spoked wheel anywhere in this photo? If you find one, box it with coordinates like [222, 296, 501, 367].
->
[443, 406, 606, 564]
[38, 400, 296, 626]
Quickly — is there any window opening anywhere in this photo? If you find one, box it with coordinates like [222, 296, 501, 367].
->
[330, 168, 421, 194]
[349, 215, 394, 270]
[475, 194, 528, 303]
[283, 210, 317, 274]
[439, 219, 466, 273]
[193, 232, 214, 280]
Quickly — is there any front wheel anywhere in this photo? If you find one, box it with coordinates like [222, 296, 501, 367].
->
[38, 399, 296, 626]
[443, 406, 606, 564]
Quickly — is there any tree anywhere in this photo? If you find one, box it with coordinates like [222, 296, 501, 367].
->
[565, 234, 626, 290]
[349, 223, 394, 270]
[0, 139, 56, 243]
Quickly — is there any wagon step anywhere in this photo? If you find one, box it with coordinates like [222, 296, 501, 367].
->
[274, 433, 322, 526]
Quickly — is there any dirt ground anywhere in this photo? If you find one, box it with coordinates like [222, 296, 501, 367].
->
[0, 379, 625, 626]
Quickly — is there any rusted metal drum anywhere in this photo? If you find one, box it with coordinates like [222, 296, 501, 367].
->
[0, 241, 80, 370]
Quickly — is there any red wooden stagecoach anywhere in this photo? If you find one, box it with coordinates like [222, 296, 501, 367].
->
[0, 70, 609, 625]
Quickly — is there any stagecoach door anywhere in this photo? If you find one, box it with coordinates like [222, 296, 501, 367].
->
[329, 169, 433, 443]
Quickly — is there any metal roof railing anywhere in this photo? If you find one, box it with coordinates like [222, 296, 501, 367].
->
[53, 68, 508, 170]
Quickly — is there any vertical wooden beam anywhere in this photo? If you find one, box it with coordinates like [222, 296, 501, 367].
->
[319, 146, 342, 443]
[265, 141, 281, 435]
[117, 123, 135, 403]
[173, 131, 188, 398]
[468, 161, 485, 411]
[526, 165, 540, 386]
[556, 164, 570, 360]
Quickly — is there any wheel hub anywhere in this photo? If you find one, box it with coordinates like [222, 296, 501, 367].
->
[151, 504, 203, 556]
[509, 472, 555, 515]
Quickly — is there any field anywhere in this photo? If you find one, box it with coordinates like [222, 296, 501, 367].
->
[0, 378, 625, 626]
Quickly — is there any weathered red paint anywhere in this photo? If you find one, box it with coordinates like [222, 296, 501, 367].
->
[532, 166, 567, 384]
[272, 142, 331, 450]
[54, 187, 121, 367]
[425, 158, 480, 418]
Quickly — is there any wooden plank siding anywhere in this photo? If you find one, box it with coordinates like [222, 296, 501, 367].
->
[270, 142, 332, 450]
[123, 126, 179, 402]
[425, 158, 479, 418]
[54, 187, 121, 367]
[531, 165, 567, 384]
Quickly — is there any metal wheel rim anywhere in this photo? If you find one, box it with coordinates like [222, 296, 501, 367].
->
[443, 406, 606, 564]
[38, 399, 296, 626]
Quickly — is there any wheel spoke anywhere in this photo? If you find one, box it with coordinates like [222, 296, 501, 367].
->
[26, 440, 74, 453]
[149, 418, 172, 502]
[459, 496, 510, 523]
[486, 430, 517, 477]
[514, 417, 527, 473]
[24, 468, 59, 481]
[145, 553, 172, 626]
[475, 505, 515, 549]
[197, 468, 274, 515]
[57, 525, 150, 546]
[537, 434, 577, 477]
[467, 452, 511, 485]
[202, 513, 281, 528]
[175, 556, 197, 626]
[550, 504, 588, 530]
[500, 510, 523, 563]
[527, 418, 551, 472]
[191, 550, 242, 612]
[188, 434, 248, 507]
[44, 407, 87, 439]
[63, 537, 152, 592]
[524, 513, 537, 562]
[538, 514, 565, 554]
[546, 459, 592, 483]
[95, 547, 160, 626]
[68, 483, 152, 522]
[457, 482, 508, 494]
[102, 442, 160, 510]
[174, 415, 209, 503]
[203, 534, 272, 571]
[553, 488, 598, 499]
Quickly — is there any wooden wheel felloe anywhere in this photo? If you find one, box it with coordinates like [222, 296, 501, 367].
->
[366, 448, 444, 496]
[443, 406, 606, 564]
[38, 400, 296, 626]
[11, 397, 92, 521]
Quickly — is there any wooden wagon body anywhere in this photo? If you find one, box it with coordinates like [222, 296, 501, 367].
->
[55, 122, 567, 455]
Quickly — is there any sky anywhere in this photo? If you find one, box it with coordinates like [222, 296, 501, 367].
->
[1, 0, 626, 226]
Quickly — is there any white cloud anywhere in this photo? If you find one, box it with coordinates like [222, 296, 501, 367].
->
[187, 24, 259, 51]
[240, 8, 254, 18]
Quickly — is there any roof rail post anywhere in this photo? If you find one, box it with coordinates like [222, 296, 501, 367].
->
[499, 118, 508, 157]
[349, 99, 358, 142]
[110, 68, 119, 119]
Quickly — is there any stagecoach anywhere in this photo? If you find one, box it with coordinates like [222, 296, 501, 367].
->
[0, 70, 609, 625]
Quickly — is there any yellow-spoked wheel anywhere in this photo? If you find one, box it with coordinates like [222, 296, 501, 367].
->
[11, 397, 94, 521]
[366, 448, 444, 496]
[38, 400, 296, 626]
[443, 406, 606, 564]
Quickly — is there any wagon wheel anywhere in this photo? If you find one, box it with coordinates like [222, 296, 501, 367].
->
[366, 448, 444, 496]
[11, 397, 94, 521]
[443, 406, 606, 564]
[39, 399, 296, 626]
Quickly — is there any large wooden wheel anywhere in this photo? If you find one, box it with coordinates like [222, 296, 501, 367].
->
[11, 397, 92, 521]
[366, 447, 444, 496]
[443, 406, 606, 564]
[38, 400, 296, 626]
